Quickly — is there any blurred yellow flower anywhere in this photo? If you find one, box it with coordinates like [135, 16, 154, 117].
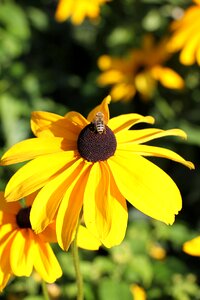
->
[97, 35, 184, 102]
[130, 284, 146, 300]
[167, 0, 200, 65]
[1, 96, 194, 251]
[149, 243, 166, 260]
[0, 192, 62, 292]
[55, 0, 109, 25]
[183, 236, 200, 256]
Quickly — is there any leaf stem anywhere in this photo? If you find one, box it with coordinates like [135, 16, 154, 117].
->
[41, 279, 50, 300]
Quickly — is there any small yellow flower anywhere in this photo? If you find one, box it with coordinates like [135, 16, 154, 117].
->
[183, 236, 200, 256]
[167, 0, 200, 65]
[1, 96, 194, 251]
[55, 0, 109, 25]
[97, 35, 184, 102]
[149, 243, 166, 260]
[0, 192, 62, 292]
[130, 284, 146, 300]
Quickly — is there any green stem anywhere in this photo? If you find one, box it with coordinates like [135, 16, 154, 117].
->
[71, 224, 84, 300]
[41, 279, 50, 300]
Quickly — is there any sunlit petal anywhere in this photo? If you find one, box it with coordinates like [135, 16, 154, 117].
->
[108, 150, 182, 225]
[0, 137, 75, 165]
[31, 111, 79, 140]
[31, 158, 84, 234]
[33, 236, 62, 282]
[31, 111, 64, 137]
[64, 111, 89, 128]
[117, 144, 194, 169]
[5, 151, 77, 201]
[10, 230, 33, 276]
[108, 114, 155, 133]
[83, 162, 111, 241]
[87, 95, 111, 124]
[102, 163, 128, 248]
[77, 225, 101, 250]
[56, 161, 90, 250]
[116, 128, 187, 144]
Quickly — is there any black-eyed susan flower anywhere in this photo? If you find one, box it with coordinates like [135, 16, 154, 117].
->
[167, 0, 200, 65]
[97, 35, 184, 102]
[1, 96, 194, 251]
[55, 0, 109, 25]
[0, 191, 100, 292]
[183, 236, 200, 256]
[0, 192, 62, 292]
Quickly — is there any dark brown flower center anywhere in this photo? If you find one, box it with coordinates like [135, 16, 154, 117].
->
[77, 123, 117, 162]
[16, 207, 32, 229]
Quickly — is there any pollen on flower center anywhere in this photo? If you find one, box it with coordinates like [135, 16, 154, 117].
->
[77, 123, 117, 162]
[16, 207, 32, 229]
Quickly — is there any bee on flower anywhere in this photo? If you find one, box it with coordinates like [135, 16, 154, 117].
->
[1, 96, 194, 251]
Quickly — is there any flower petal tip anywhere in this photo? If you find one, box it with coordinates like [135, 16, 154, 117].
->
[104, 95, 112, 104]
[187, 161, 195, 170]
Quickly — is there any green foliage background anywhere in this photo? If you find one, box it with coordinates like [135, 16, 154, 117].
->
[0, 0, 200, 299]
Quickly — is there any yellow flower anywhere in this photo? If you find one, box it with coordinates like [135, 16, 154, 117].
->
[167, 0, 200, 65]
[0, 192, 62, 292]
[130, 284, 146, 300]
[183, 236, 200, 256]
[55, 0, 109, 25]
[1, 96, 194, 250]
[97, 35, 184, 102]
[149, 243, 166, 260]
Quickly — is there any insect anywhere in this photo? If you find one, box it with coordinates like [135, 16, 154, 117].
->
[93, 112, 106, 134]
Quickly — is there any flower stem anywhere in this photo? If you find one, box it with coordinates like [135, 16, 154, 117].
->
[41, 280, 50, 300]
[71, 224, 84, 300]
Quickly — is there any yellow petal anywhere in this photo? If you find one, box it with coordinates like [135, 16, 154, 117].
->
[83, 162, 111, 241]
[180, 33, 200, 65]
[64, 111, 89, 128]
[110, 82, 136, 102]
[33, 236, 62, 282]
[117, 144, 194, 169]
[102, 163, 128, 248]
[108, 114, 155, 134]
[10, 230, 33, 276]
[151, 66, 184, 89]
[83, 162, 128, 247]
[31, 111, 63, 137]
[130, 284, 146, 300]
[56, 161, 90, 250]
[108, 150, 182, 225]
[116, 128, 187, 144]
[55, 0, 73, 22]
[183, 236, 200, 256]
[97, 70, 125, 85]
[31, 158, 84, 234]
[0, 192, 20, 216]
[38, 222, 57, 243]
[135, 71, 156, 98]
[77, 225, 101, 250]
[5, 151, 76, 201]
[0, 137, 74, 165]
[87, 95, 111, 124]
[0, 269, 11, 292]
[31, 111, 79, 140]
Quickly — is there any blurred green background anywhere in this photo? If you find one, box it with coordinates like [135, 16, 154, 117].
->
[0, 0, 200, 299]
